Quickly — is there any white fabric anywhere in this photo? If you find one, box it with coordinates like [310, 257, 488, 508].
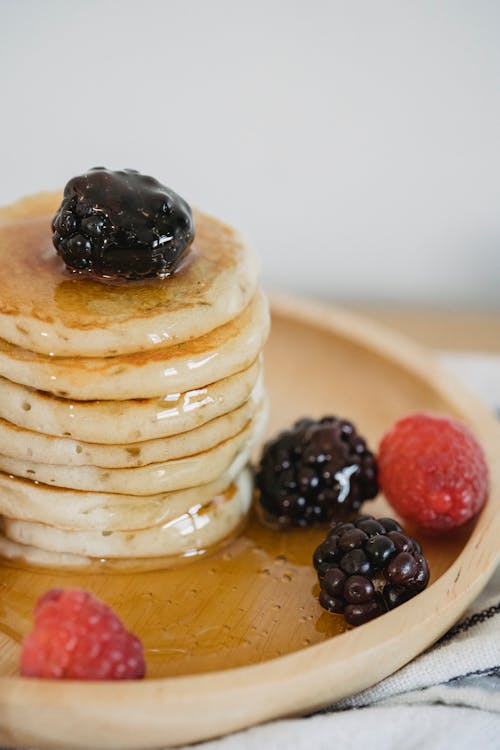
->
[179, 352, 500, 750]
[189, 707, 500, 750]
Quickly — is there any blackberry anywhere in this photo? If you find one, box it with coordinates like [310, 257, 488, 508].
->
[314, 514, 429, 626]
[52, 168, 194, 280]
[256, 416, 378, 526]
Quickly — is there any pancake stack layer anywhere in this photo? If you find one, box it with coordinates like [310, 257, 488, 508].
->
[0, 193, 269, 569]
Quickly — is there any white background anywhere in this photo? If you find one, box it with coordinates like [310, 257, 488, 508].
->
[1, 0, 499, 307]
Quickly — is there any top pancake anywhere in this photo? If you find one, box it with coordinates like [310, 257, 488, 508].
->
[0, 192, 259, 356]
[0, 290, 269, 399]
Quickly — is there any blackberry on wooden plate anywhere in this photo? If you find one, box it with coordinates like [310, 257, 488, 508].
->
[52, 168, 194, 279]
[256, 416, 378, 526]
[314, 514, 429, 626]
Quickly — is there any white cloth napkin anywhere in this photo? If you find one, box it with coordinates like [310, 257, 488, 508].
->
[181, 352, 500, 750]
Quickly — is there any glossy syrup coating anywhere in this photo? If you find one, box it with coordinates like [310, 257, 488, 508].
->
[52, 168, 194, 279]
[314, 514, 430, 626]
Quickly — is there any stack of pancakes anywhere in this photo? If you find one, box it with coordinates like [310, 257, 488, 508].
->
[0, 193, 269, 568]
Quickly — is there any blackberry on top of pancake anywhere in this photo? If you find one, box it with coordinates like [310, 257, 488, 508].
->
[52, 168, 194, 280]
[0, 173, 259, 357]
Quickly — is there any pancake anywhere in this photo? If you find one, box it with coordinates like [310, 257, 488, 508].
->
[1, 468, 253, 558]
[0, 193, 259, 357]
[0, 393, 261, 468]
[0, 405, 264, 495]
[0, 531, 246, 571]
[0, 534, 91, 569]
[0, 290, 269, 400]
[0, 448, 249, 531]
[0, 359, 262, 444]
[0, 399, 266, 494]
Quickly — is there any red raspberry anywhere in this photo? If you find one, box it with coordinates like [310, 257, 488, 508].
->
[378, 413, 488, 532]
[21, 589, 145, 680]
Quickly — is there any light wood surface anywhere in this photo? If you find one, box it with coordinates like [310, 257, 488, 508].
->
[0, 296, 499, 749]
[348, 304, 500, 353]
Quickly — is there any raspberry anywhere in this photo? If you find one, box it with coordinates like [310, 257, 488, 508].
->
[20, 589, 145, 680]
[378, 413, 489, 532]
[256, 416, 378, 526]
[52, 168, 194, 279]
[314, 515, 429, 626]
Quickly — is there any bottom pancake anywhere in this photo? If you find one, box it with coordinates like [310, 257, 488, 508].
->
[1, 469, 253, 561]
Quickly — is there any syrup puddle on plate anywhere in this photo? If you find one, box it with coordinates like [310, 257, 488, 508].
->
[0, 512, 349, 678]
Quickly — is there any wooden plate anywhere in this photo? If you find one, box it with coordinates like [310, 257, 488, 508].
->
[0, 296, 499, 749]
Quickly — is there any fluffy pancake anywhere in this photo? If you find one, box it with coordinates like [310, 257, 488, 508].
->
[1, 468, 253, 558]
[0, 359, 262, 443]
[0, 393, 260, 468]
[0, 534, 91, 569]
[0, 399, 266, 494]
[0, 290, 269, 399]
[0, 193, 259, 357]
[0, 448, 249, 531]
